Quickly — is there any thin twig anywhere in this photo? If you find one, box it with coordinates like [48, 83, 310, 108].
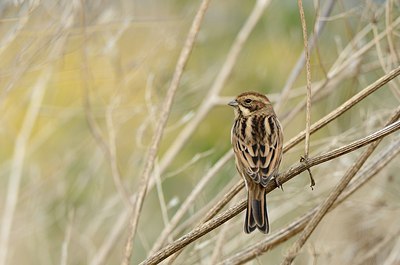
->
[274, 0, 335, 113]
[105, 96, 132, 206]
[328, 16, 400, 78]
[149, 151, 232, 254]
[140, 119, 400, 265]
[385, 0, 400, 63]
[121, 0, 211, 264]
[279, 109, 400, 265]
[371, 18, 400, 101]
[153, 162, 171, 243]
[297, 0, 315, 188]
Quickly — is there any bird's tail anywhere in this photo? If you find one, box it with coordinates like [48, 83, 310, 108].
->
[244, 188, 269, 234]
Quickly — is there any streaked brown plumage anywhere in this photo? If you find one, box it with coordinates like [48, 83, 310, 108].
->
[229, 91, 283, 234]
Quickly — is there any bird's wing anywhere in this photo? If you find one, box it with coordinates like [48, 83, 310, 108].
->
[232, 115, 283, 187]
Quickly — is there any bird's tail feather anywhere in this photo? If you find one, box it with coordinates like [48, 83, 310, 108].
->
[244, 190, 269, 234]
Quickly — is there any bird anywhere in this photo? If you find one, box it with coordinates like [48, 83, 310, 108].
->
[228, 91, 283, 234]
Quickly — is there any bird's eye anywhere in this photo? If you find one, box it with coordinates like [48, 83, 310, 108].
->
[244, 99, 252, 104]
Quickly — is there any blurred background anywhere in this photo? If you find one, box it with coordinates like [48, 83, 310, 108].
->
[0, 0, 399, 264]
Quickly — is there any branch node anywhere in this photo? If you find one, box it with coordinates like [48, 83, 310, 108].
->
[300, 156, 316, 190]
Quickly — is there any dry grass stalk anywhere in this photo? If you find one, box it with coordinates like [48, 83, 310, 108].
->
[121, 0, 212, 264]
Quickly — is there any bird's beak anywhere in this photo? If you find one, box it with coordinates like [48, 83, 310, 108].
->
[228, 99, 238, 107]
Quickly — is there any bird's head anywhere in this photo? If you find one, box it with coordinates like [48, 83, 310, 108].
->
[228, 91, 272, 117]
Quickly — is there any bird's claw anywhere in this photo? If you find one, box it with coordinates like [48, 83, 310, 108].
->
[273, 177, 284, 192]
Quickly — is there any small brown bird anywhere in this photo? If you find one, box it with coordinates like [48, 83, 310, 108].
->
[229, 91, 283, 234]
